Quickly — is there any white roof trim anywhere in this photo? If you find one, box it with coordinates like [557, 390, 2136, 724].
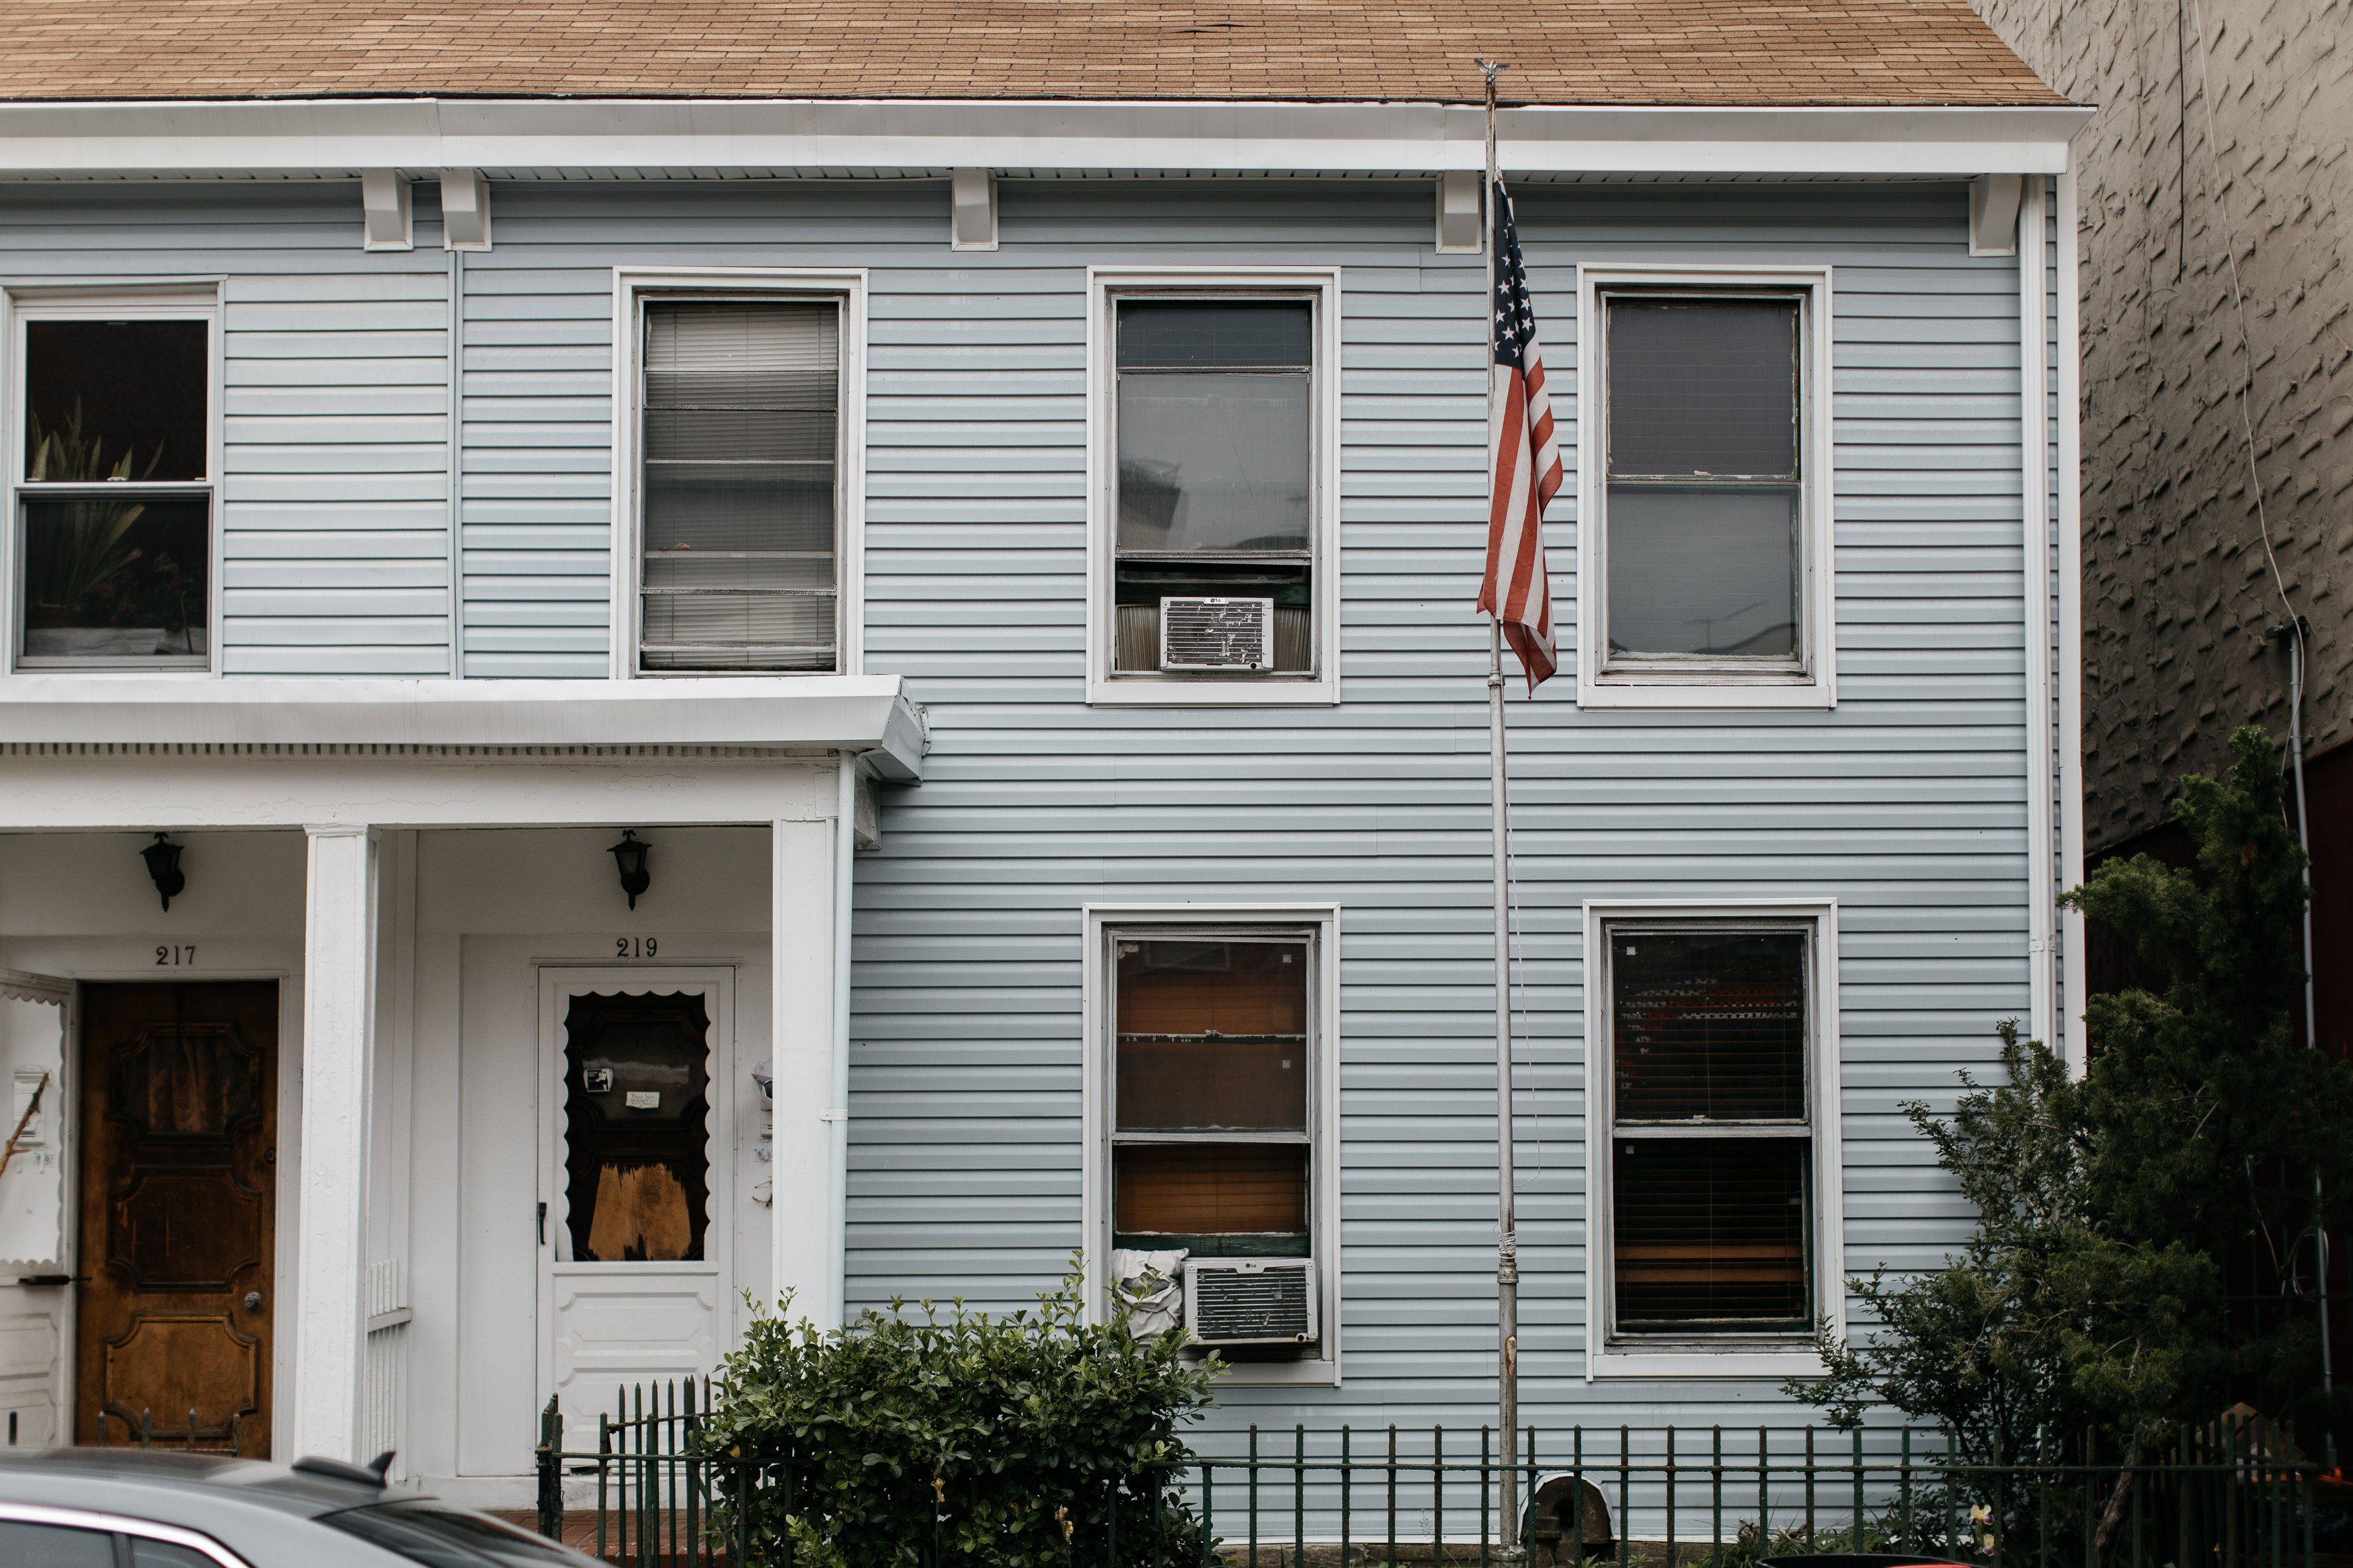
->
[0, 675, 928, 779]
[0, 98, 2088, 177]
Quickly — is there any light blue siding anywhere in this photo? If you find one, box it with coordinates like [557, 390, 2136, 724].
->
[0, 183, 456, 673]
[0, 173, 2047, 1444]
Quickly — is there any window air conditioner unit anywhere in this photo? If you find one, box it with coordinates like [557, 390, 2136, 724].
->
[1160, 596, 1273, 672]
[1185, 1258, 1317, 1346]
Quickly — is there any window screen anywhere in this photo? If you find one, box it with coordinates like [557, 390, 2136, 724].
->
[561, 991, 711, 1262]
[1612, 1137, 1808, 1328]
[1112, 300, 1314, 674]
[1603, 298, 1800, 662]
[17, 317, 211, 667]
[1110, 935, 1310, 1257]
[1607, 923, 1812, 1334]
[640, 300, 839, 672]
[1612, 930, 1806, 1120]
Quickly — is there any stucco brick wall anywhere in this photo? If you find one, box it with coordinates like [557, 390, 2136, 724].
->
[1972, 0, 2352, 848]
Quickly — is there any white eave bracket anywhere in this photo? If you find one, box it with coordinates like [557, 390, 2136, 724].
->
[360, 168, 411, 251]
[950, 167, 997, 251]
[440, 167, 491, 250]
[1435, 169, 1482, 253]
[1970, 173, 2024, 256]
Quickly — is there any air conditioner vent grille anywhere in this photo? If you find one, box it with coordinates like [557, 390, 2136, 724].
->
[1160, 596, 1273, 671]
[1185, 1259, 1316, 1345]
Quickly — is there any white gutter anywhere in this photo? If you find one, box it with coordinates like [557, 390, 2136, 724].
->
[0, 97, 2091, 178]
[2020, 175, 2059, 1051]
[2055, 166, 2087, 1075]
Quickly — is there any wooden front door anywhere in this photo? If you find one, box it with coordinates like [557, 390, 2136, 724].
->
[74, 982, 276, 1452]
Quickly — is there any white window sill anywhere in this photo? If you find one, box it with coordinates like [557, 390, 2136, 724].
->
[1587, 1347, 1827, 1381]
[1578, 678, 1833, 710]
[1088, 676, 1338, 708]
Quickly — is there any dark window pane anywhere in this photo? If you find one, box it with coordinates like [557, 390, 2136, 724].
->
[1607, 301, 1796, 478]
[21, 496, 208, 661]
[641, 301, 837, 672]
[1612, 929, 1806, 1120]
[324, 1501, 599, 1565]
[1603, 486, 1796, 658]
[0, 1522, 114, 1567]
[1613, 1137, 1808, 1328]
[132, 1542, 221, 1568]
[1117, 374, 1310, 552]
[1117, 940, 1308, 1130]
[1115, 1143, 1307, 1249]
[25, 319, 208, 483]
[562, 991, 711, 1263]
[1118, 302, 1311, 369]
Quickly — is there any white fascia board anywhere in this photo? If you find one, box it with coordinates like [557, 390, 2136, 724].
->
[0, 674, 927, 778]
[0, 97, 2089, 178]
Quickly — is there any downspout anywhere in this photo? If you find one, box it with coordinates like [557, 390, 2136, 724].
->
[448, 246, 465, 678]
[2019, 176, 2060, 1050]
[2056, 167, 2088, 1075]
[829, 751, 858, 1329]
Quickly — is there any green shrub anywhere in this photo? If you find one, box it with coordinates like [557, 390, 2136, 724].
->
[697, 1260, 1222, 1568]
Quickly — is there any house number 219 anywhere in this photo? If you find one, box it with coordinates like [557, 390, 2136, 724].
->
[616, 937, 658, 958]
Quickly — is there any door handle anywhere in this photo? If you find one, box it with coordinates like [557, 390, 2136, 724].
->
[241, 1291, 262, 1311]
[538, 1201, 547, 1245]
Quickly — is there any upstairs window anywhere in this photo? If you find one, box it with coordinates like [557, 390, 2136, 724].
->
[1576, 268, 1834, 708]
[1089, 272, 1337, 706]
[636, 298, 841, 673]
[1603, 299, 1801, 664]
[12, 299, 215, 670]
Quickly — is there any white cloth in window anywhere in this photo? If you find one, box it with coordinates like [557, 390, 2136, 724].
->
[1108, 1248, 1189, 1339]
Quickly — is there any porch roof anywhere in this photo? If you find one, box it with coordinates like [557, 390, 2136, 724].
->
[0, 675, 928, 782]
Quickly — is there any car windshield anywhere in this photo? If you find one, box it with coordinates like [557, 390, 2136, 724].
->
[319, 1502, 592, 1567]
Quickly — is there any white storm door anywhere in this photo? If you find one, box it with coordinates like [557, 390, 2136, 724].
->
[0, 971, 71, 1448]
[537, 968, 734, 1422]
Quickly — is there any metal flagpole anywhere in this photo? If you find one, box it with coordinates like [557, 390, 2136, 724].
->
[1477, 56, 1523, 1559]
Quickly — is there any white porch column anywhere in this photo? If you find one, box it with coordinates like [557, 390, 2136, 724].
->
[293, 824, 376, 1460]
[770, 813, 840, 1325]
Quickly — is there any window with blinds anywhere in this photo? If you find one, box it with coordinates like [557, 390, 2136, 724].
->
[1606, 925, 1813, 1335]
[1109, 933, 1312, 1259]
[639, 300, 840, 673]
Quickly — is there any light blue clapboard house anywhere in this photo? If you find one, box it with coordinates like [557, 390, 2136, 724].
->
[0, 0, 2087, 1505]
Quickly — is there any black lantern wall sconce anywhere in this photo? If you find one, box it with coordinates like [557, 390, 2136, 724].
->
[608, 831, 651, 910]
[140, 833, 186, 911]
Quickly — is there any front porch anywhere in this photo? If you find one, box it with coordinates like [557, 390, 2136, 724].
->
[0, 675, 922, 1502]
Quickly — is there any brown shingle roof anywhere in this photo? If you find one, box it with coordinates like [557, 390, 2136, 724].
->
[0, 0, 2064, 108]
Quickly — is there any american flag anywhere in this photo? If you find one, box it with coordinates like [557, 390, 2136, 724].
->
[1476, 176, 1564, 692]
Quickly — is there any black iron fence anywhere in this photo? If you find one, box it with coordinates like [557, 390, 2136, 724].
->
[532, 1383, 2340, 1568]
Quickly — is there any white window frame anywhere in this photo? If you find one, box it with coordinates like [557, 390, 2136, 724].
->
[3, 284, 223, 678]
[1581, 897, 1845, 1380]
[1575, 265, 1836, 710]
[1080, 901, 1343, 1386]
[1085, 267, 1341, 707]
[609, 267, 867, 681]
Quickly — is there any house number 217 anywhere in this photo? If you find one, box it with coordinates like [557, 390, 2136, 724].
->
[616, 937, 658, 958]
[155, 945, 196, 966]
